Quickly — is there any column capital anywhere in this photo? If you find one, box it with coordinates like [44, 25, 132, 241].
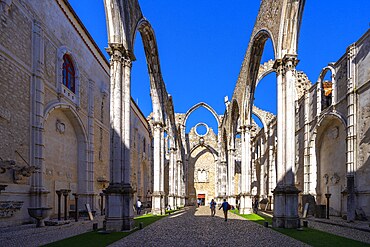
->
[239, 125, 253, 133]
[152, 121, 164, 130]
[282, 54, 299, 72]
[273, 59, 284, 76]
[106, 44, 133, 67]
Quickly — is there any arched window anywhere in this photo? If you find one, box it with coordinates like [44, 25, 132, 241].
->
[322, 81, 332, 110]
[62, 54, 75, 93]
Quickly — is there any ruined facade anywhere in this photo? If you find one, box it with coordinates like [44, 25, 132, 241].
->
[1, 0, 369, 231]
[0, 0, 153, 227]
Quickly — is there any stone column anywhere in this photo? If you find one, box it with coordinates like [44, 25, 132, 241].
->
[260, 135, 267, 197]
[228, 148, 236, 206]
[104, 45, 134, 231]
[168, 147, 176, 208]
[272, 55, 300, 228]
[80, 80, 95, 208]
[239, 126, 252, 214]
[346, 44, 357, 222]
[30, 20, 49, 208]
[268, 126, 276, 197]
[160, 128, 165, 214]
[220, 161, 227, 201]
[176, 160, 182, 207]
[268, 126, 276, 211]
[151, 122, 163, 214]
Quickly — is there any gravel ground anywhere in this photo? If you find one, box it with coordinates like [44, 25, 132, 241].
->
[306, 218, 370, 244]
[1, 207, 369, 247]
[0, 216, 105, 247]
[109, 206, 309, 247]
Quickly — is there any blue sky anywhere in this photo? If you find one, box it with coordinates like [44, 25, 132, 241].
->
[69, 0, 369, 133]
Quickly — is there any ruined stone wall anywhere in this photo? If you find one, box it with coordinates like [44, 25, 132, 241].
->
[356, 31, 370, 214]
[130, 103, 152, 207]
[0, 0, 153, 226]
[186, 126, 218, 205]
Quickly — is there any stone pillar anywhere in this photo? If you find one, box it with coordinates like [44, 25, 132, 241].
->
[239, 126, 253, 214]
[104, 45, 134, 231]
[260, 135, 267, 197]
[228, 148, 236, 206]
[303, 89, 310, 194]
[151, 122, 163, 214]
[272, 55, 300, 228]
[168, 147, 176, 209]
[81, 80, 95, 207]
[220, 161, 227, 200]
[346, 44, 357, 222]
[160, 128, 165, 214]
[268, 126, 276, 211]
[268, 126, 276, 197]
[30, 20, 49, 208]
[176, 160, 182, 207]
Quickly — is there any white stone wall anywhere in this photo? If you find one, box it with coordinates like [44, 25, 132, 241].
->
[0, 0, 153, 227]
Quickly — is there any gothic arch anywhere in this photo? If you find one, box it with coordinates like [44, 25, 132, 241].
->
[183, 102, 220, 128]
[317, 64, 337, 110]
[229, 100, 240, 147]
[189, 144, 219, 162]
[221, 0, 306, 228]
[134, 18, 166, 123]
[57, 46, 81, 105]
[42, 102, 90, 211]
[241, 29, 276, 123]
[306, 112, 347, 195]
[256, 59, 276, 87]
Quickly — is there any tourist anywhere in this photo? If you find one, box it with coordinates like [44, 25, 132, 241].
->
[253, 197, 259, 213]
[219, 199, 230, 221]
[136, 199, 142, 215]
[197, 198, 201, 207]
[210, 199, 216, 216]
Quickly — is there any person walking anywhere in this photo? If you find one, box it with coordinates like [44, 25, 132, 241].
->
[253, 197, 259, 213]
[219, 199, 230, 221]
[136, 199, 142, 215]
[210, 199, 216, 217]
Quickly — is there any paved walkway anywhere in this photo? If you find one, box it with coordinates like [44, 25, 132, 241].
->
[109, 206, 309, 247]
[1, 207, 370, 246]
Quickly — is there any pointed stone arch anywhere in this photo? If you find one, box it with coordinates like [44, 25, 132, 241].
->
[306, 112, 347, 215]
[222, 0, 306, 228]
[183, 102, 220, 128]
[42, 102, 91, 214]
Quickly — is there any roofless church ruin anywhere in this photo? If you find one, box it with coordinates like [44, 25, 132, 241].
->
[0, 0, 369, 233]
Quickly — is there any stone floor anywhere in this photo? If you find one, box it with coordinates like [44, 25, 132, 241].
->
[1, 207, 369, 247]
[109, 207, 309, 247]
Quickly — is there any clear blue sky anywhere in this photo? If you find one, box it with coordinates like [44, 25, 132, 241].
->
[69, 0, 369, 133]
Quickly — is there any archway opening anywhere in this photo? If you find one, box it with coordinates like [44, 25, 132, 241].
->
[185, 107, 218, 135]
[131, 32, 153, 117]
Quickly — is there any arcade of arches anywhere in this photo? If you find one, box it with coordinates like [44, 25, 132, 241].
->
[0, 0, 369, 232]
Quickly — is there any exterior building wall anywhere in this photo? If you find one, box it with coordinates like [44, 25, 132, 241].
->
[186, 126, 219, 205]
[0, 0, 153, 227]
[130, 101, 152, 208]
[355, 31, 370, 215]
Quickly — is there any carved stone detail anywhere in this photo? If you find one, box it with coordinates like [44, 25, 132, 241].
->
[330, 173, 340, 184]
[296, 71, 312, 99]
[56, 119, 65, 134]
[0, 160, 36, 183]
[0, 201, 23, 218]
